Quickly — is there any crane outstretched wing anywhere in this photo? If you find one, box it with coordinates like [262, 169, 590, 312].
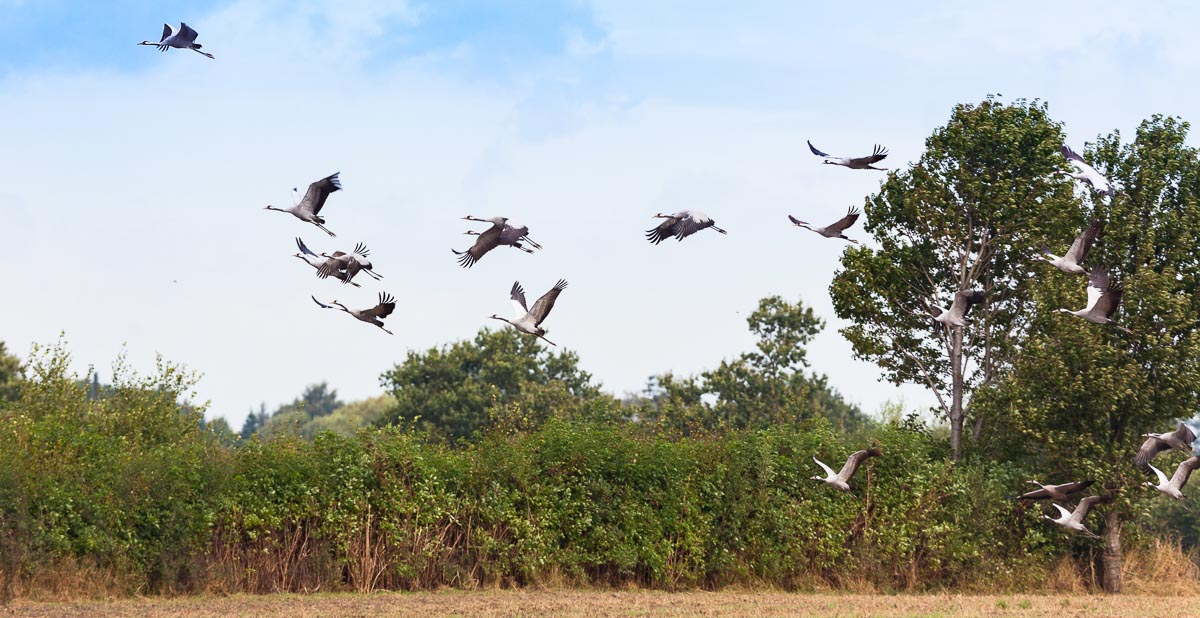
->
[837, 447, 881, 481]
[849, 144, 888, 166]
[812, 456, 836, 478]
[1071, 494, 1112, 524]
[1065, 220, 1101, 264]
[948, 290, 985, 321]
[529, 279, 567, 327]
[299, 172, 342, 216]
[454, 224, 501, 267]
[178, 22, 200, 44]
[1084, 267, 1110, 311]
[645, 217, 680, 245]
[1061, 144, 1086, 163]
[825, 206, 861, 234]
[364, 292, 395, 318]
[807, 140, 831, 158]
[1135, 435, 1170, 468]
[1172, 457, 1200, 491]
[672, 212, 714, 240]
[295, 237, 318, 257]
[510, 281, 529, 315]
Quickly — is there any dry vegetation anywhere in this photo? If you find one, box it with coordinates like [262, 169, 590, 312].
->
[9, 591, 1200, 618]
[5, 545, 1198, 618]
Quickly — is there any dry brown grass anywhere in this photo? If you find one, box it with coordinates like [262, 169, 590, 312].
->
[1122, 538, 1200, 594]
[8, 591, 1200, 618]
[1, 557, 144, 602]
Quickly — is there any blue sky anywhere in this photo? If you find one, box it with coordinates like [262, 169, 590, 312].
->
[2, 1, 1197, 427]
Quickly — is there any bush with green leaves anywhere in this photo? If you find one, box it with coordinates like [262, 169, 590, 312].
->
[0, 341, 227, 592]
[206, 417, 1049, 592]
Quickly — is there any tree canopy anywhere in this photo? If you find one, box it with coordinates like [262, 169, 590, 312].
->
[378, 327, 613, 441]
[971, 116, 1200, 591]
[830, 97, 1079, 459]
[639, 295, 866, 432]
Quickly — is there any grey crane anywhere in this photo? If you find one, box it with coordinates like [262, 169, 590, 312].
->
[293, 237, 359, 287]
[265, 172, 341, 237]
[788, 207, 861, 244]
[490, 279, 567, 347]
[1058, 267, 1132, 334]
[807, 140, 888, 170]
[464, 221, 542, 253]
[453, 216, 511, 267]
[1043, 494, 1113, 539]
[1041, 220, 1101, 275]
[1015, 479, 1095, 503]
[810, 448, 881, 493]
[1135, 423, 1197, 468]
[645, 211, 726, 245]
[138, 22, 214, 58]
[1059, 145, 1114, 197]
[312, 292, 395, 335]
[1146, 457, 1200, 500]
[317, 242, 383, 285]
[929, 290, 985, 328]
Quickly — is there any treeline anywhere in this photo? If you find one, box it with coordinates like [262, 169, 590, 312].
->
[237, 295, 868, 443]
[0, 341, 1078, 595]
[0, 339, 1195, 598]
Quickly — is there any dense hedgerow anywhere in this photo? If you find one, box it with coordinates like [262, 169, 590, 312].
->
[0, 344, 1125, 596]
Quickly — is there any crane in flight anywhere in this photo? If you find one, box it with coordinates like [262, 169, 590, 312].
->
[139, 23, 214, 59]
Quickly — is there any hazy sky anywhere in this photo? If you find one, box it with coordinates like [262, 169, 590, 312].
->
[2, 1, 1198, 428]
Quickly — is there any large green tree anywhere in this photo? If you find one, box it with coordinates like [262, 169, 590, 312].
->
[974, 116, 1200, 592]
[830, 97, 1079, 460]
[640, 295, 865, 432]
[378, 328, 613, 441]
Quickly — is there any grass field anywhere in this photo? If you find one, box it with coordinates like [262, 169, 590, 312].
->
[8, 591, 1200, 618]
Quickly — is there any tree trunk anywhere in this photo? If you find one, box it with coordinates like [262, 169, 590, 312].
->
[949, 327, 964, 461]
[1101, 511, 1122, 593]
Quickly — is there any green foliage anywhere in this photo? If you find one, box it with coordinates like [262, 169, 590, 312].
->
[973, 117, 1200, 519]
[206, 417, 1046, 592]
[378, 328, 616, 441]
[246, 383, 350, 440]
[0, 340, 228, 592]
[638, 296, 866, 433]
[830, 97, 1078, 457]
[0, 340, 1134, 595]
[0, 341, 22, 405]
[205, 416, 240, 448]
[307, 394, 394, 437]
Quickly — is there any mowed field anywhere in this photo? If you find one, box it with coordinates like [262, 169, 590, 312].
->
[8, 591, 1199, 618]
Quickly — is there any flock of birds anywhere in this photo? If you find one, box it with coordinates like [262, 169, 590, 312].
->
[150, 22, 1195, 540]
[802, 144, 1196, 540]
[810, 422, 1198, 539]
